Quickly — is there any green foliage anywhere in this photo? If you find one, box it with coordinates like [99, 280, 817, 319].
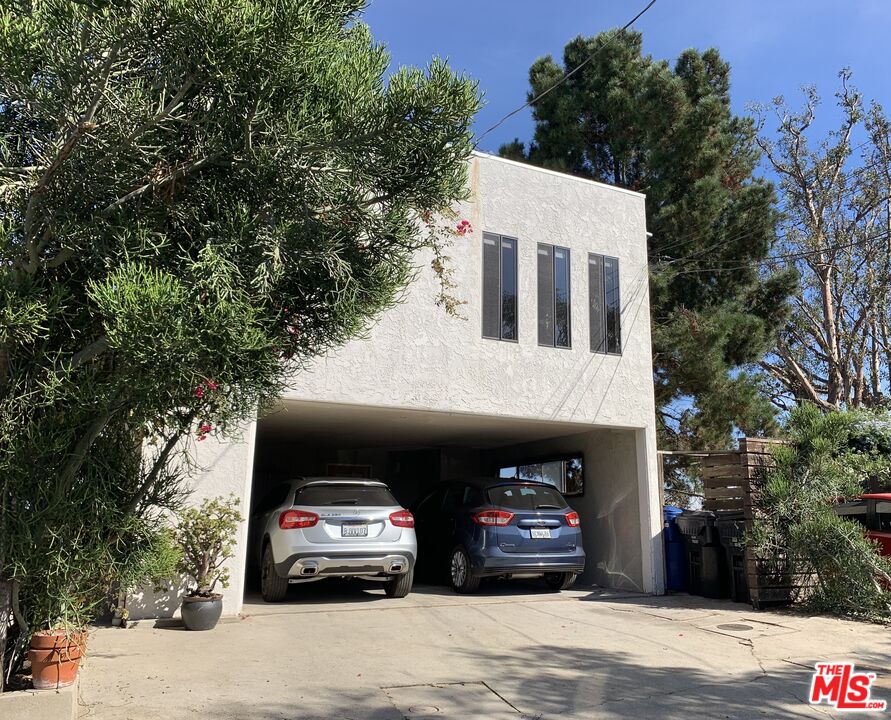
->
[499, 30, 796, 451]
[120, 528, 182, 596]
[175, 495, 243, 597]
[752, 404, 891, 621]
[0, 0, 479, 661]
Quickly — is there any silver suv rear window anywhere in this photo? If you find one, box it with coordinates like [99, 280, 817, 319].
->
[487, 484, 568, 510]
[295, 484, 397, 507]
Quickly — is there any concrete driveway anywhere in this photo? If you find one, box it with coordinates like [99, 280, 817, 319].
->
[78, 581, 891, 719]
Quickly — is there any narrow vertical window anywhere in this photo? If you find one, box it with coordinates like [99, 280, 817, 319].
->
[537, 244, 554, 345]
[554, 247, 570, 348]
[501, 237, 518, 341]
[588, 254, 605, 353]
[538, 244, 571, 348]
[589, 253, 621, 354]
[603, 256, 621, 354]
[482, 233, 500, 339]
[482, 232, 518, 342]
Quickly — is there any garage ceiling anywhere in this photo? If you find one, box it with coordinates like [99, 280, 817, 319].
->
[258, 400, 604, 449]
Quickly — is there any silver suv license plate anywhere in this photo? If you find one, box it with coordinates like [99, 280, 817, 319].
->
[531, 528, 551, 539]
[342, 524, 368, 538]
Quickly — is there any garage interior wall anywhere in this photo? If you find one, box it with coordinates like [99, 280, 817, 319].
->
[481, 429, 644, 590]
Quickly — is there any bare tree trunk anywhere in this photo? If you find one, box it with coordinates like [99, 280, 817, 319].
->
[819, 265, 844, 406]
[0, 579, 10, 692]
[870, 321, 881, 401]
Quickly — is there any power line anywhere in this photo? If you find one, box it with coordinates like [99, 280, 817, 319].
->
[651, 169, 891, 266]
[473, 0, 659, 148]
[661, 228, 891, 276]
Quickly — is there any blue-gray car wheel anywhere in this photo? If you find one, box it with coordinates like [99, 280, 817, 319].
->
[449, 546, 480, 594]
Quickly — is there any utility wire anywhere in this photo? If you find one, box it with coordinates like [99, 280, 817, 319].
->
[662, 228, 891, 276]
[649, 165, 891, 265]
[473, 0, 659, 148]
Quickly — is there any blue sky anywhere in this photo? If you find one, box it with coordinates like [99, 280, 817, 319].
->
[363, 0, 891, 155]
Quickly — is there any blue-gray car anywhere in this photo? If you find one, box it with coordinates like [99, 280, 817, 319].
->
[411, 478, 585, 593]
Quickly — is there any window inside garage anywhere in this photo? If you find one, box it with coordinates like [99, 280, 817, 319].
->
[499, 456, 584, 496]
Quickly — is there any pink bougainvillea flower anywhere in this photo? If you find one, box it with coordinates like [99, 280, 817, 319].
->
[421, 210, 433, 224]
[205, 380, 219, 391]
[196, 435, 207, 442]
[199, 423, 213, 433]
[455, 220, 472, 236]
[194, 386, 205, 398]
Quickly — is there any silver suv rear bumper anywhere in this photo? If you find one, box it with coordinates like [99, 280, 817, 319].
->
[278, 552, 415, 579]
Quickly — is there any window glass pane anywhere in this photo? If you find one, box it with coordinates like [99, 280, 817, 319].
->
[488, 484, 568, 510]
[257, 483, 290, 512]
[589, 254, 605, 352]
[564, 457, 584, 496]
[834, 501, 867, 515]
[500, 457, 584, 496]
[463, 486, 485, 507]
[604, 256, 621, 354]
[482, 234, 500, 339]
[834, 501, 869, 528]
[501, 238, 518, 340]
[537, 244, 554, 346]
[295, 484, 397, 507]
[554, 247, 571, 348]
[518, 461, 563, 489]
[877, 502, 891, 531]
[442, 486, 464, 512]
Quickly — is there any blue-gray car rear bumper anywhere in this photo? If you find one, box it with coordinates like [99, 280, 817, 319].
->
[469, 547, 585, 577]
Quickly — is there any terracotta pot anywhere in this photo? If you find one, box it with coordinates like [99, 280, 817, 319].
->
[28, 629, 87, 690]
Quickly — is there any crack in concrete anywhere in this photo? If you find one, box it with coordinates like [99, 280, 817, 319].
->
[739, 638, 768, 676]
[480, 680, 525, 714]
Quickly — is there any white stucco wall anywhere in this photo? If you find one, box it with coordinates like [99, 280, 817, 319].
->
[127, 423, 257, 620]
[281, 152, 655, 431]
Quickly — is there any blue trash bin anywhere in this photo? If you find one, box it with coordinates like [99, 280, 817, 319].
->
[663, 505, 688, 592]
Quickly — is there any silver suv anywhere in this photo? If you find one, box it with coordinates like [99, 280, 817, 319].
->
[252, 477, 417, 602]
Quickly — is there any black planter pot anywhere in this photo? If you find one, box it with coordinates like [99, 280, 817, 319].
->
[181, 595, 223, 631]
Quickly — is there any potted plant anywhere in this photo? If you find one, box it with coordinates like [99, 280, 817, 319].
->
[174, 494, 243, 631]
[28, 627, 87, 690]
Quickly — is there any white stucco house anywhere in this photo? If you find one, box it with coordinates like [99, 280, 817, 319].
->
[138, 151, 663, 617]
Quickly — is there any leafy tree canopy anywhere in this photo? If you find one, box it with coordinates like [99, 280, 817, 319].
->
[0, 0, 479, 674]
[500, 30, 796, 450]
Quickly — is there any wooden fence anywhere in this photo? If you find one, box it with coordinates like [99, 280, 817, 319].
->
[698, 438, 800, 609]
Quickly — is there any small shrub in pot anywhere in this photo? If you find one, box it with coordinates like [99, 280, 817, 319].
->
[174, 495, 243, 630]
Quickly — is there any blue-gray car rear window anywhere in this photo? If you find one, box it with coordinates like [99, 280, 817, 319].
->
[295, 485, 397, 507]
[487, 485, 568, 510]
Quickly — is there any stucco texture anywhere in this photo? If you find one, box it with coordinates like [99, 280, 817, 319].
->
[282, 153, 655, 431]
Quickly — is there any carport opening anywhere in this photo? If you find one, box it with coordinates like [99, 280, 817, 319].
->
[245, 400, 645, 597]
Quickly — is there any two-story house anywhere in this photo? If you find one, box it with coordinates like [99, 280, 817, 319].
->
[135, 151, 664, 618]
